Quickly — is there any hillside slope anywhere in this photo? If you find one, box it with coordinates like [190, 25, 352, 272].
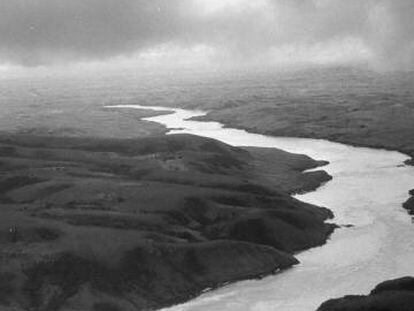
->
[0, 133, 333, 311]
[317, 277, 414, 311]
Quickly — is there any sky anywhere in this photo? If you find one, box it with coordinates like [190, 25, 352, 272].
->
[0, 0, 413, 73]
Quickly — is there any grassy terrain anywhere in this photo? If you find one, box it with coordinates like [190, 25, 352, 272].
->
[0, 133, 333, 311]
[2, 67, 413, 161]
[317, 277, 414, 311]
[2, 68, 413, 160]
[172, 68, 414, 163]
[0, 73, 168, 139]
[4, 67, 410, 310]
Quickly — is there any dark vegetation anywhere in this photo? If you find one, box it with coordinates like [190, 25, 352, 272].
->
[0, 133, 333, 311]
[403, 189, 414, 215]
[317, 277, 414, 311]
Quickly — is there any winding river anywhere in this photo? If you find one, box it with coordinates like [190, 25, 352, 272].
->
[108, 105, 414, 311]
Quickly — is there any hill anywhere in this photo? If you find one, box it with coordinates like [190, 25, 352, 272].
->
[317, 277, 414, 311]
[0, 133, 333, 311]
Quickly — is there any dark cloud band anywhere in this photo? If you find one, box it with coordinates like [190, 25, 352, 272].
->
[0, 0, 412, 69]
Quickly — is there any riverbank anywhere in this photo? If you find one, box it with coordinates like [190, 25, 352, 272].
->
[189, 113, 414, 166]
[316, 190, 414, 310]
[3, 68, 413, 165]
[0, 133, 333, 311]
[317, 277, 414, 311]
[2, 68, 413, 310]
[120, 104, 414, 311]
[403, 189, 414, 215]
[160, 68, 414, 165]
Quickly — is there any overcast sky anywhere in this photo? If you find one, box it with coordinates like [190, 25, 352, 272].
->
[0, 0, 413, 71]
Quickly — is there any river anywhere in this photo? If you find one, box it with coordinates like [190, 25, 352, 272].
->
[107, 104, 414, 311]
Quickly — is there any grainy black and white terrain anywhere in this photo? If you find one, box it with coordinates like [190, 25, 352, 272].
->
[0, 133, 333, 310]
[1, 1, 414, 311]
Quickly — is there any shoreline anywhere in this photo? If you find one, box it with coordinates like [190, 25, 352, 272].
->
[2, 104, 411, 310]
[403, 189, 414, 215]
[188, 114, 414, 165]
[317, 277, 414, 310]
[120, 103, 414, 165]
[122, 105, 414, 310]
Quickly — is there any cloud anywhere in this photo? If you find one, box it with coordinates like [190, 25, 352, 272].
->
[0, 0, 412, 69]
[0, 0, 186, 65]
[364, 0, 414, 69]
